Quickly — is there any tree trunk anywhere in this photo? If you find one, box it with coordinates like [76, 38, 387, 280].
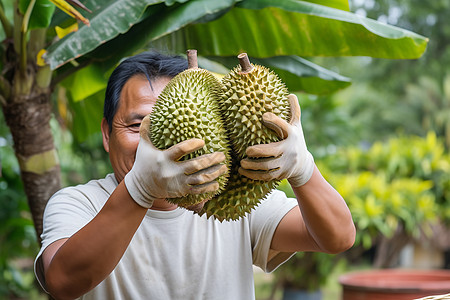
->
[2, 83, 61, 242]
[373, 224, 411, 268]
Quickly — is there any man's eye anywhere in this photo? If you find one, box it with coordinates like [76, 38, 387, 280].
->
[130, 123, 141, 128]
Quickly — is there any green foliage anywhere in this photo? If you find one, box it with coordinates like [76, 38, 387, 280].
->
[19, 0, 55, 29]
[332, 79, 424, 143]
[304, 0, 349, 11]
[50, 117, 112, 186]
[44, 0, 240, 69]
[276, 132, 450, 290]
[43, 0, 427, 69]
[325, 171, 436, 248]
[352, 0, 449, 81]
[320, 132, 450, 248]
[330, 69, 450, 149]
[184, 1, 427, 59]
[342, 0, 450, 148]
[59, 86, 106, 144]
[205, 55, 352, 95]
[298, 93, 357, 157]
[0, 119, 39, 298]
[275, 252, 343, 291]
[404, 75, 450, 148]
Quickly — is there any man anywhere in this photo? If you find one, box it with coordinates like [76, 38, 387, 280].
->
[34, 51, 355, 300]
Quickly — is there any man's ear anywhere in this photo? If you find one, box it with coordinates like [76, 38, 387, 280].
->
[101, 118, 110, 153]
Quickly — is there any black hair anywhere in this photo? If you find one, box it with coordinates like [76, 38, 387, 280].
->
[103, 51, 188, 130]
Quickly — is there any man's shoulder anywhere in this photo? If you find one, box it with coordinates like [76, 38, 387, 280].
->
[48, 173, 118, 208]
[60, 173, 116, 192]
[84, 173, 118, 193]
[249, 189, 297, 221]
[258, 189, 292, 207]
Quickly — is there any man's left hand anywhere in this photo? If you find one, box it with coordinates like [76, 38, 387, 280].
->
[238, 94, 315, 187]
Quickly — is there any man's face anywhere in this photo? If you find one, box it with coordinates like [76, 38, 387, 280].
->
[101, 75, 172, 183]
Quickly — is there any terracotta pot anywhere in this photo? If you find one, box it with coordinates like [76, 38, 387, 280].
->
[339, 269, 450, 300]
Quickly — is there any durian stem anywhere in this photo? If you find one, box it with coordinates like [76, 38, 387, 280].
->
[238, 53, 253, 73]
[186, 49, 198, 69]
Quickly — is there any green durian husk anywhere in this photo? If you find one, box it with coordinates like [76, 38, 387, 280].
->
[198, 155, 278, 221]
[221, 64, 290, 158]
[149, 68, 231, 207]
[199, 63, 290, 221]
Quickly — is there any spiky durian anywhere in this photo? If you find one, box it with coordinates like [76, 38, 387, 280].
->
[221, 53, 290, 157]
[149, 50, 231, 208]
[199, 161, 266, 221]
[199, 53, 290, 221]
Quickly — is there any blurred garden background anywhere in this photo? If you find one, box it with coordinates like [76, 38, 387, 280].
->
[0, 0, 449, 299]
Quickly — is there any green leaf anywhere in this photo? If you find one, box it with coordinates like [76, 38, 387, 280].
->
[20, 0, 55, 29]
[19, 0, 31, 14]
[44, 0, 166, 69]
[46, 0, 426, 71]
[207, 55, 351, 94]
[61, 64, 108, 102]
[45, 0, 239, 70]
[301, 0, 349, 11]
[196, 56, 230, 74]
[30, 0, 56, 29]
[67, 89, 105, 142]
[253, 56, 351, 94]
[164, 0, 189, 5]
[181, 0, 428, 59]
[0, 0, 13, 41]
[55, 0, 240, 73]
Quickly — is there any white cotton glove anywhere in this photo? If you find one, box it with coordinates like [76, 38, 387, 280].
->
[238, 94, 315, 187]
[124, 115, 228, 208]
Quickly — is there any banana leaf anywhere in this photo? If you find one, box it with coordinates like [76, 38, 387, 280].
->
[207, 55, 351, 94]
[19, 0, 56, 29]
[181, 0, 428, 59]
[44, 0, 238, 69]
[44, 0, 427, 70]
[66, 88, 104, 142]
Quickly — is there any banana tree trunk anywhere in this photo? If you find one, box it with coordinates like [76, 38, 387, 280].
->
[1, 70, 61, 243]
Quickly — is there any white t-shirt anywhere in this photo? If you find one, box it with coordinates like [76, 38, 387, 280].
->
[34, 174, 297, 300]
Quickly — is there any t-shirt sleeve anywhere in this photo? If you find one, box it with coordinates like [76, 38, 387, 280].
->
[34, 187, 102, 292]
[249, 189, 298, 273]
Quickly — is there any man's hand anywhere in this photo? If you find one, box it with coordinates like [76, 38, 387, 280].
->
[238, 94, 314, 187]
[124, 115, 228, 208]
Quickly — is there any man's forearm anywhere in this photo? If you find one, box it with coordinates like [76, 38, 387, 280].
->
[44, 181, 148, 300]
[292, 166, 355, 254]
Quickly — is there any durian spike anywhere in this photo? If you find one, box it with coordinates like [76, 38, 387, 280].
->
[186, 49, 198, 69]
[238, 53, 253, 73]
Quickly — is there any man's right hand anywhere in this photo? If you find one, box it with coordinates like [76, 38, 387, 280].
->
[124, 115, 227, 209]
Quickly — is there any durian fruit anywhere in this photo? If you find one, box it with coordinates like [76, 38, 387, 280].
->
[199, 53, 290, 221]
[149, 49, 231, 208]
[221, 53, 291, 158]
